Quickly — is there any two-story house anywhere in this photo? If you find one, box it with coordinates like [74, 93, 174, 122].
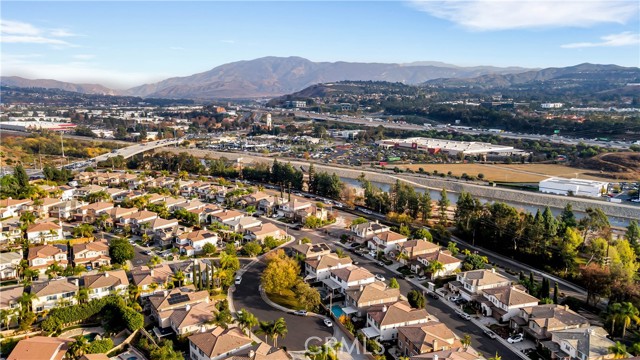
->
[0, 285, 24, 314]
[0, 220, 22, 245]
[82, 270, 129, 300]
[226, 217, 262, 233]
[448, 269, 511, 301]
[28, 244, 68, 274]
[168, 301, 216, 336]
[130, 264, 174, 296]
[511, 304, 590, 342]
[369, 231, 408, 255]
[0, 198, 32, 218]
[244, 223, 285, 243]
[280, 199, 311, 219]
[304, 253, 352, 282]
[291, 242, 331, 259]
[118, 210, 158, 231]
[294, 204, 328, 222]
[544, 326, 617, 360]
[344, 281, 401, 317]
[350, 220, 390, 243]
[176, 230, 219, 256]
[148, 285, 211, 329]
[193, 203, 222, 224]
[0, 252, 23, 280]
[26, 221, 63, 244]
[188, 327, 253, 360]
[327, 266, 375, 294]
[396, 240, 440, 264]
[362, 301, 432, 341]
[209, 210, 244, 226]
[397, 321, 463, 357]
[74, 202, 114, 223]
[72, 240, 111, 269]
[57, 185, 76, 201]
[31, 279, 78, 312]
[35, 198, 64, 218]
[480, 286, 539, 322]
[50, 199, 87, 220]
[414, 251, 462, 279]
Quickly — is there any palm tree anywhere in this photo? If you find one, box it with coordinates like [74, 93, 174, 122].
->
[256, 321, 274, 344]
[77, 287, 89, 304]
[0, 309, 9, 330]
[68, 336, 89, 359]
[73, 224, 95, 238]
[395, 251, 410, 264]
[607, 303, 623, 335]
[46, 262, 64, 279]
[608, 341, 627, 359]
[461, 333, 472, 349]
[236, 309, 259, 335]
[172, 270, 185, 287]
[305, 341, 342, 360]
[335, 248, 347, 258]
[617, 302, 640, 338]
[18, 292, 36, 313]
[488, 352, 501, 360]
[271, 317, 287, 348]
[427, 260, 444, 279]
[19, 212, 37, 227]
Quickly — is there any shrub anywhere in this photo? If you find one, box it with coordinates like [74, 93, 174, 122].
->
[88, 338, 114, 354]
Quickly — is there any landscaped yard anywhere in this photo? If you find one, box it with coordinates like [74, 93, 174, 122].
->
[266, 289, 306, 310]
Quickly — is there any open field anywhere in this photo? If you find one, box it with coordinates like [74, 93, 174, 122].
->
[397, 163, 619, 183]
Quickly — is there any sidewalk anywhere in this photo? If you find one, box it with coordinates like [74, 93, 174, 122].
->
[408, 278, 530, 360]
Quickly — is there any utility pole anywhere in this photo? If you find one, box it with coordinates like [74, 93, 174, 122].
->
[60, 131, 65, 158]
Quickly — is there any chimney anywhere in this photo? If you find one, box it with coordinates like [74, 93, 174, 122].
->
[185, 304, 191, 311]
[382, 305, 388, 313]
[564, 305, 569, 311]
[491, 268, 495, 273]
[432, 340, 438, 352]
[74, 279, 79, 287]
[434, 355, 439, 360]
[150, 269, 154, 277]
[164, 290, 168, 297]
[360, 284, 364, 291]
[248, 350, 255, 358]
[104, 272, 109, 278]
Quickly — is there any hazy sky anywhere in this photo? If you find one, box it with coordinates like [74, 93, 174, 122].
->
[2, 1, 639, 89]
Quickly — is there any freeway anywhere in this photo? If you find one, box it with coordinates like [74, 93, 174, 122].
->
[288, 110, 634, 150]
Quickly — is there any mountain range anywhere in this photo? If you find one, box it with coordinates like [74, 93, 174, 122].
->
[1, 57, 637, 99]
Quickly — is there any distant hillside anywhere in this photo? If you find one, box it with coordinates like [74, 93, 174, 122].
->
[0, 76, 118, 96]
[424, 63, 640, 93]
[125, 56, 532, 99]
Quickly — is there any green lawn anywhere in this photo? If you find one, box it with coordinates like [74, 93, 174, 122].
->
[266, 289, 305, 310]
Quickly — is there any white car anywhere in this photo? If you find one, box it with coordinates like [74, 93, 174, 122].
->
[507, 333, 524, 344]
[235, 276, 242, 285]
[293, 310, 308, 316]
[323, 319, 333, 327]
[448, 295, 461, 302]
[374, 274, 385, 282]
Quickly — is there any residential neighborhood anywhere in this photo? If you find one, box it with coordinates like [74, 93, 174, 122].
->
[0, 165, 636, 360]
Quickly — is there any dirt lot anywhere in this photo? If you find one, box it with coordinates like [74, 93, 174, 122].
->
[398, 163, 618, 183]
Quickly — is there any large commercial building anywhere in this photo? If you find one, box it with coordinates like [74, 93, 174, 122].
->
[376, 137, 525, 157]
[539, 177, 609, 198]
[0, 121, 76, 132]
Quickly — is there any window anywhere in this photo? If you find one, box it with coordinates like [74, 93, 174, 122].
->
[46, 295, 57, 301]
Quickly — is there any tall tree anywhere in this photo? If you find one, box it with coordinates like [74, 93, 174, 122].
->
[617, 302, 640, 338]
[626, 220, 640, 253]
[437, 188, 450, 225]
[560, 203, 577, 230]
[236, 309, 259, 335]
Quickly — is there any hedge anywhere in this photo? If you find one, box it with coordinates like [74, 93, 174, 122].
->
[88, 338, 114, 354]
[41, 296, 143, 333]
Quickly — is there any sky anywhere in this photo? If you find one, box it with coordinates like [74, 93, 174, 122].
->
[2, 1, 639, 89]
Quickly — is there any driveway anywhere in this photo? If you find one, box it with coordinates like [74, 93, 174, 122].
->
[232, 258, 333, 351]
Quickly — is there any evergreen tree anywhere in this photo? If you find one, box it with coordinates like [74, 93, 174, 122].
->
[560, 203, 577, 229]
[14, 165, 29, 189]
[539, 277, 550, 299]
[308, 163, 316, 193]
[553, 282, 559, 304]
[542, 206, 558, 238]
[437, 188, 450, 225]
[419, 192, 432, 222]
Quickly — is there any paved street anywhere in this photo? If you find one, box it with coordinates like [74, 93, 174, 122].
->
[232, 257, 333, 351]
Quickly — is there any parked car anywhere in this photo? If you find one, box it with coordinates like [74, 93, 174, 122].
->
[507, 333, 524, 344]
[374, 274, 385, 282]
[235, 276, 242, 285]
[427, 291, 439, 299]
[293, 310, 308, 316]
[417, 276, 427, 281]
[484, 330, 498, 339]
[323, 319, 333, 327]
[456, 311, 471, 320]
[376, 261, 385, 267]
[448, 295, 461, 302]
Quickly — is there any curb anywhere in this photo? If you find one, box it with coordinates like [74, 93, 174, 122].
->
[408, 278, 530, 360]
